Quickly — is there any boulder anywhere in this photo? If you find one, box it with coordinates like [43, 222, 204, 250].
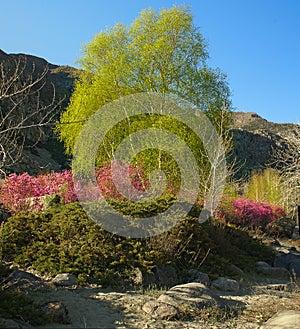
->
[265, 217, 296, 239]
[288, 259, 300, 277]
[52, 273, 77, 286]
[142, 300, 181, 320]
[257, 266, 291, 280]
[41, 301, 70, 324]
[2, 270, 46, 291]
[260, 310, 300, 329]
[256, 261, 271, 268]
[157, 282, 222, 309]
[211, 277, 240, 292]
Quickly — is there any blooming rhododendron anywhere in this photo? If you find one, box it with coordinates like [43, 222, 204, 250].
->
[218, 197, 285, 229]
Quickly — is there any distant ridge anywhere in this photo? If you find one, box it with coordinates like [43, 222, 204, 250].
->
[1, 50, 299, 177]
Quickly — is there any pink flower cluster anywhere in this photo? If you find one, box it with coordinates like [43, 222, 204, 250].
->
[0, 161, 150, 214]
[0, 170, 77, 214]
[231, 197, 284, 227]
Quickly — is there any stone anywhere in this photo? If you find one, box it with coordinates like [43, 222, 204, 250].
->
[273, 252, 300, 275]
[265, 217, 296, 239]
[0, 318, 35, 329]
[52, 273, 77, 286]
[260, 310, 300, 329]
[288, 259, 300, 277]
[211, 277, 240, 292]
[2, 269, 46, 291]
[182, 269, 210, 285]
[41, 301, 71, 324]
[257, 266, 291, 280]
[142, 300, 181, 320]
[256, 261, 271, 268]
[157, 282, 222, 309]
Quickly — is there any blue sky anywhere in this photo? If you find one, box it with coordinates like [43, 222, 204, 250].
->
[1, 0, 299, 123]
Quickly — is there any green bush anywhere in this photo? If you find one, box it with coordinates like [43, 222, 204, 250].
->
[1, 199, 275, 286]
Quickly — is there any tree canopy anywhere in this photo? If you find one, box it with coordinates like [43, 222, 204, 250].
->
[57, 5, 231, 157]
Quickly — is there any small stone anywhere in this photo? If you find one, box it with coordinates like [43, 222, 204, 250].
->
[52, 273, 77, 286]
[142, 300, 181, 320]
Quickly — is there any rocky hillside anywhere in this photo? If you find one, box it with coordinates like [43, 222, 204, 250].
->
[1, 50, 299, 177]
[0, 49, 78, 175]
[230, 112, 300, 178]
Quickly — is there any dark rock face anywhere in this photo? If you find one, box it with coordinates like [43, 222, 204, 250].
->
[230, 112, 300, 178]
[0, 49, 78, 176]
[1, 49, 299, 178]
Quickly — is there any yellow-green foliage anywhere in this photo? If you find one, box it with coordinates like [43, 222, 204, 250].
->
[57, 5, 231, 157]
[245, 168, 283, 206]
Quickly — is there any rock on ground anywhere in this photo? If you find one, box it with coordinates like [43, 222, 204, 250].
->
[157, 282, 223, 308]
[52, 273, 77, 286]
[260, 310, 300, 329]
[142, 300, 181, 320]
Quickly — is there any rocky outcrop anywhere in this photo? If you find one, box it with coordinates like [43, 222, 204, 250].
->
[0, 49, 78, 176]
[230, 112, 300, 178]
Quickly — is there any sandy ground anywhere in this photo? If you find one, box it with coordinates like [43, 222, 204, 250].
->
[28, 238, 300, 329]
[32, 279, 300, 329]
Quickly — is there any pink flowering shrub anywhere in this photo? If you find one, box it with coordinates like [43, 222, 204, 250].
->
[0, 161, 151, 214]
[218, 197, 285, 229]
[0, 170, 77, 214]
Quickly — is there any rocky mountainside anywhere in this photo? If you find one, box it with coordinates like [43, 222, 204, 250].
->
[230, 112, 300, 178]
[0, 49, 78, 175]
[1, 50, 299, 177]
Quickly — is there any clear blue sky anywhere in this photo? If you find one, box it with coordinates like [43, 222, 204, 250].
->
[1, 0, 299, 123]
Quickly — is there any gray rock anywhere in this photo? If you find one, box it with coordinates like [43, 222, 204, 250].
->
[157, 282, 222, 309]
[0, 318, 35, 329]
[256, 261, 271, 268]
[260, 310, 300, 329]
[142, 300, 181, 320]
[52, 273, 77, 286]
[211, 277, 240, 292]
[258, 266, 291, 280]
[183, 269, 210, 285]
[273, 252, 299, 269]
[41, 301, 70, 324]
[2, 270, 46, 291]
[288, 259, 300, 277]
